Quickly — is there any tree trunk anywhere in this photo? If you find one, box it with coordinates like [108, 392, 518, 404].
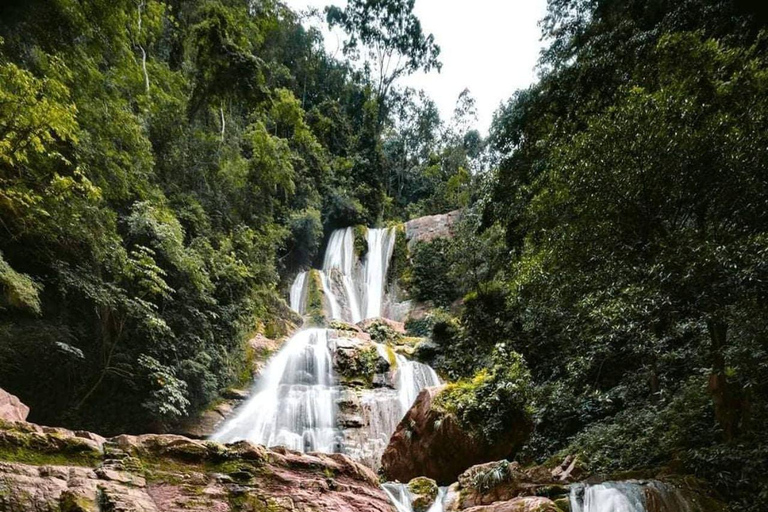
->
[706, 319, 741, 441]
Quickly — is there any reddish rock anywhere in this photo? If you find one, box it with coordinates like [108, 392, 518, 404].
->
[405, 210, 462, 248]
[0, 388, 29, 422]
[0, 420, 395, 512]
[381, 387, 530, 485]
[463, 497, 561, 512]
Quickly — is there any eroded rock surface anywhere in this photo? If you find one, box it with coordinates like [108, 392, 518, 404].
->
[0, 388, 28, 423]
[405, 210, 462, 249]
[0, 419, 394, 512]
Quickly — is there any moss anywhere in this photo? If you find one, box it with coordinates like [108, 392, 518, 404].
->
[336, 346, 381, 387]
[305, 269, 326, 326]
[353, 225, 369, 258]
[0, 445, 100, 467]
[0, 428, 102, 467]
[408, 476, 439, 512]
[553, 497, 570, 512]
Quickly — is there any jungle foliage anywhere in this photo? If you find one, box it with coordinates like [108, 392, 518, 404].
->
[0, 0, 469, 433]
[417, 1, 768, 509]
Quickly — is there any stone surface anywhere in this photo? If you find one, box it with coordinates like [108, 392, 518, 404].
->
[463, 497, 562, 512]
[0, 421, 395, 512]
[408, 476, 439, 512]
[0, 388, 29, 422]
[405, 209, 462, 248]
[381, 387, 530, 485]
[358, 317, 407, 335]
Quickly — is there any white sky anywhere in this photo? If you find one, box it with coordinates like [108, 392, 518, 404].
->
[283, 0, 548, 135]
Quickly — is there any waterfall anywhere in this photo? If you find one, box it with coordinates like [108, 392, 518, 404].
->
[291, 226, 397, 323]
[289, 271, 307, 314]
[393, 352, 441, 413]
[321, 227, 363, 323]
[211, 329, 338, 453]
[363, 228, 397, 319]
[382, 483, 447, 512]
[570, 481, 706, 512]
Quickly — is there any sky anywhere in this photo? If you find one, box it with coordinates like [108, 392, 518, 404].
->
[283, 0, 548, 135]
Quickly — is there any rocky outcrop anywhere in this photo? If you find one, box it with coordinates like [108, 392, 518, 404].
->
[0, 388, 29, 422]
[404, 210, 462, 249]
[381, 387, 529, 485]
[0, 419, 394, 512]
[462, 497, 562, 512]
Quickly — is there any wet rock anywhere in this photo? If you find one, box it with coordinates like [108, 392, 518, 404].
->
[408, 476, 439, 512]
[382, 387, 530, 485]
[359, 317, 407, 335]
[0, 388, 29, 422]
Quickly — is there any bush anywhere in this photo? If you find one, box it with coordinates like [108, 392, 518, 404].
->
[435, 344, 533, 443]
[410, 239, 460, 307]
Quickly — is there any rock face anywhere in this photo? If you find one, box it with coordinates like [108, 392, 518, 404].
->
[462, 497, 561, 512]
[381, 387, 529, 485]
[404, 209, 462, 248]
[0, 388, 29, 422]
[0, 420, 394, 512]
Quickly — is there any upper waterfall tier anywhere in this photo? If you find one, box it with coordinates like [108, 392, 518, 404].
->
[290, 226, 397, 324]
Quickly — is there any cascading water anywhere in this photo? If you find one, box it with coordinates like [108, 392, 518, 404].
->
[211, 329, 337, 452]
[291, 226, 397, 323]
[289, 271, 307, 314]
[216, 224, 443, 512]
[570, 481, 708, 512]
[382, 483, 447, 512]
[363, 228, 397, 319]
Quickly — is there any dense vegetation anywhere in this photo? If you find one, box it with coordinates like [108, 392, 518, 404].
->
[2, 0, 767, 509]
[0, 0, 475, 433]
[409, 1, 768, 509]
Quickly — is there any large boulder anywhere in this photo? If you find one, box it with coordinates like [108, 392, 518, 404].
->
[0, 420, 395, 512]
[0, 388, 29, 422]
[381, 387, 530, 485]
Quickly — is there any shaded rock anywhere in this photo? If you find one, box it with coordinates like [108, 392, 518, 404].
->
[382, 387, 529, 485]
[0, 388, 29, 422]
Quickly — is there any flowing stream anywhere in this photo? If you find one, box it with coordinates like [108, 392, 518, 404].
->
[382, 483, 447, 512]
[570, 481, 708, 512]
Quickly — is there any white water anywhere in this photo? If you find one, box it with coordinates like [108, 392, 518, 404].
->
[382, 483, 447, 512]
[292, 226, 397, 323]
[363, 228, 397, 319]
[570, 481, 703, 512]
[211, 329, 337, 452]
[571, 482, 646, 512]
[289, 271, 307, 314]
[394, 351, 441, 413]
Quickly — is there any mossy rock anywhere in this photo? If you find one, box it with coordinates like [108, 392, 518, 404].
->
[408, 476, 438, 512]
[553, 497, 570, 512]
[353, 225, 369, 258]
[305, 269, 327, 326]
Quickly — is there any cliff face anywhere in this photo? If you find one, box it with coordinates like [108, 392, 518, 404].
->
[0, 414, 394, 512]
